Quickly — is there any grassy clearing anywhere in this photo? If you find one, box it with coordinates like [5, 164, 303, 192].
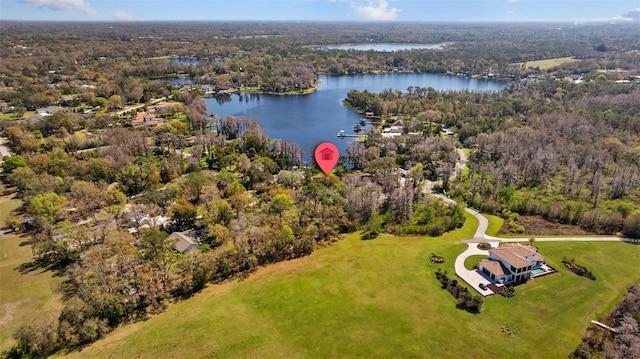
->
[0, 188, 61, 351]
[0, 111, 35, 121]
[517, 57, 580, 70]
[464, 254, 486, 270]
[0, 190, 21, 229]
[0, 234, 63, 352]
[485, 213, 504, 237]
[60, 229, 640, 359]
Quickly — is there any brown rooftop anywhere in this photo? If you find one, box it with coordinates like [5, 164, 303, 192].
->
[490, 244, 543, 269]
[479, 259, 506, 276]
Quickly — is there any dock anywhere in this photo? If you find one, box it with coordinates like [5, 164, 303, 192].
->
[337, 130, 364, 138]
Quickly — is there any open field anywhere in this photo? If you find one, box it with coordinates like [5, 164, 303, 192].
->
[0, 188, 62, 351]
[0, 234, 63, 352]
[60, 233, 640, 359]
[517, 56, 580, 70]
[0, 189, 21, 229]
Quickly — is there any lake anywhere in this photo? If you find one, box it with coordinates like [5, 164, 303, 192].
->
[204, 73, 506, 164]
[317, 43, 444, 51]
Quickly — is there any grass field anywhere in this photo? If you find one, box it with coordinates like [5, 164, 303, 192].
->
[484, 214, 504, 237]
[517, 57, 580, 71]
[0, 234, 63, 352]
[0, 191, 21, 229]
[59, 230, 640, 358]
[0, 187, 62, 352]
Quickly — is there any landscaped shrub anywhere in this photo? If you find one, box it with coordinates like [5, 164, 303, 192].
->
[435, 269, 483, 313]
[429, 253, 446, 263]
[488, 284, 516, 298]
[562, 257, 596, 280]
[477, 242, 492, 250]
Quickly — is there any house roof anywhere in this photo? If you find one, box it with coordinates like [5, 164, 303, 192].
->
[490, 244, 543, 269]
[479, 259, 506, 277]
[170, 231, 200, 253]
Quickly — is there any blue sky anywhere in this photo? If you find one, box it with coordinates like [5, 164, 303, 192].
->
[1, 0, 639, 22]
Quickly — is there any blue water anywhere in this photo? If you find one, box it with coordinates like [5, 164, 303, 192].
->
[318, 43, 444, 51]
[531, 268, 546, 275]
[204, 73, 507, 163]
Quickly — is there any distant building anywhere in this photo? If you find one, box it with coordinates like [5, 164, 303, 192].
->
[132, 112, 162, 126]
[36, 106, 65, 117]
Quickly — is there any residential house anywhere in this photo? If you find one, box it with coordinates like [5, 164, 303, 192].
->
[132, 112, 162, 127]
[169, 230, 201, 254]
[36, 106, 65, 117]
[478, 244, 545, 285]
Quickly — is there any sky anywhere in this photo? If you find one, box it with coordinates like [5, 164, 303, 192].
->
[0, 0, 639, 23]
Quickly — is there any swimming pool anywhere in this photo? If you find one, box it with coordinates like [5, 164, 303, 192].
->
[531, 268, 546, 275]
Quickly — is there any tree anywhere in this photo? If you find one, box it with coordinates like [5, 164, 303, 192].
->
[1, 155, 28, 174]
[69, 180, 105, 217]
[622, 214, 640, 239]
[185, 171, 211, 204]
[27, 192, 68, 232]
[105, 188, 127, 213]
[170, 201, 198, 231]
[270, 193, 294, 218]
[139, 230, 179, 297]
[107, 94, 124, 109]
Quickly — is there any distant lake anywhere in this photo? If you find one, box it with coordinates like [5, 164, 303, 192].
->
[169, 58, 200, 66]
[204, 73, 506, 164]
[317, 43, 444, 51]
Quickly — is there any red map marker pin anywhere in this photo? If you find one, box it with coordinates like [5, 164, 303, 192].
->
[314, 142, 339, 175]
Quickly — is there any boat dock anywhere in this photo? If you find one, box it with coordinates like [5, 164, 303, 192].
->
[337, 130, 365, 139]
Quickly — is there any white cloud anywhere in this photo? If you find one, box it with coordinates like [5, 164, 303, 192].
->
[621, 8, 640, 21]
[351, 0, 399, 21]
[113, 11, 136, 21]
[21, 0, 97, 16]
[507, 0, 517, 3]
[605, 8, 640, 22]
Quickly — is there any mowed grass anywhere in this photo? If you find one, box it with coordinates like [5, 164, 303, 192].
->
[61, 231, 640, 359]
[0, 189, 62, 351]
[484, 214, 504, 237]
[0, 192, 21, 228]
[0, 234, 63, 351]
[517, 56, 580, 70]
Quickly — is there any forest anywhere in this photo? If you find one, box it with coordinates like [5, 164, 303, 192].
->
[0, 21, 639, 358]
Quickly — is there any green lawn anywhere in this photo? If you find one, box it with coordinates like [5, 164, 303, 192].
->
[485, 214, 504, 237]
[0, 111, 35, 121]
[59, 231, 640, 358]
[0, 190, 62, 352]
[0, 234, 63, 352]
[0, 191, 21, 228]
[464, 254, 485, 270]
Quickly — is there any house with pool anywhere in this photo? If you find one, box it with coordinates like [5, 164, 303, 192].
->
[478, 244, 550, 285]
